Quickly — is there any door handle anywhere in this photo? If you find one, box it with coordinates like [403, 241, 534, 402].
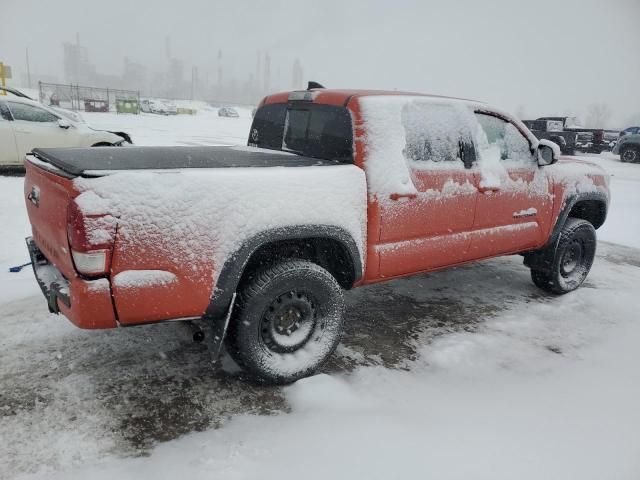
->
[478, 185, 500, 193]
[15, 129, 31, 134]
[389, 193, 417, 201]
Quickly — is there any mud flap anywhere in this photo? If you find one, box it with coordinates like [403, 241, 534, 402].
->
[207, 293, 236, 361]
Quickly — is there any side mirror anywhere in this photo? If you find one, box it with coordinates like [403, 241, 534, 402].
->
[537, 139, 559, 166]
[58, 119, 71, 129]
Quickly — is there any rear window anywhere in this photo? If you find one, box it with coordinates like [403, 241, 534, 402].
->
[249, 103, 353, 162]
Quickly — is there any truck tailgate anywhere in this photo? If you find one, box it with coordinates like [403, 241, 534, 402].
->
[24, 157, 78, 280]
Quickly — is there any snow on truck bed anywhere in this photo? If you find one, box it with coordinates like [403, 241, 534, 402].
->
[73, 164, 368, 279]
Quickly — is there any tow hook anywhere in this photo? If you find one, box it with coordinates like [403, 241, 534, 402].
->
[181, 320, 205, 343]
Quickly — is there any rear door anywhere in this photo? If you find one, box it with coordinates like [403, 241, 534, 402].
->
[0, 102, 19, 165]
[374, 101, 479, 277]
[469, 112, 553, 258]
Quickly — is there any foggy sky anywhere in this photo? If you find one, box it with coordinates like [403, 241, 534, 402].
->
[1, 0, 639, 126]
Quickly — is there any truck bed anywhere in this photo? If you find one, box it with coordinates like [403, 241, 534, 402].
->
[31, 145, 336, 177]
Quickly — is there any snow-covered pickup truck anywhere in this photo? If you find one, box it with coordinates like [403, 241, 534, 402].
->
[23, 88, 610, 383]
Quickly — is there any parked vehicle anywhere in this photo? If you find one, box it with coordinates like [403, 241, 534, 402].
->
[0, 95, 131, 169]
[218, 107, 239, 117]
[522, 118, 577, 155]
[23, 87, 609, 384]
[164, 102, 178, 115]
[527, 116, 618, 154]
[619, 126, 640, 137]
[613, 133, 640, 163]
[83, 99, 109, 113]
[575, 128, 619, 153]
[140, 99, 171, 115]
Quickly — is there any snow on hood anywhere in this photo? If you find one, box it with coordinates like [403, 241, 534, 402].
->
[547, 157, 610, 196]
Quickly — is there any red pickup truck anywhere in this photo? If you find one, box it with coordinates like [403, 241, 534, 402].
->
[23, 88, 609, 383]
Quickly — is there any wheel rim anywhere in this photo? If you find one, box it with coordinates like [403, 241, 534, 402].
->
[260, 290, 317, 353]
[622, 149, 637, 162]
[560, 239, 584, 277]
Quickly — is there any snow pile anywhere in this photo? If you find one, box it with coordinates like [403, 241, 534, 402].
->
[73, 163, 368, 286]
[596, 152, 640, 248]
[359, 96, 419, 198]
[112, 270, 177, 289]
[74, 191, 110, 216]
[73, 191, 117, 247]
[401, 101, 475, 165]
[82, 109, 253, 147]
[0, 178, 40, 303]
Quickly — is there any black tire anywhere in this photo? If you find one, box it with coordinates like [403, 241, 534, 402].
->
[91, 142, 113, 147]
[226, 260, 345, 384]
[530, 218, 596, 294]
[620, 146, 639, 163]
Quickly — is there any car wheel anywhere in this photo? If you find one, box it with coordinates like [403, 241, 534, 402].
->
[530, 218, 596, 294]
[226, 260, 345, 384]
[91, 142, 113, 147]
[620, 146, 639, 163]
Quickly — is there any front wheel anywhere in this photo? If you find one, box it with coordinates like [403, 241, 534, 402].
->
[530, 218, 596, 294]
[226, 260, 345, 384]
[620, 146, 639, 163]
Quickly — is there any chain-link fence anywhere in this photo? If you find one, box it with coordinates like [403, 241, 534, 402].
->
[38, 81, 140, 113]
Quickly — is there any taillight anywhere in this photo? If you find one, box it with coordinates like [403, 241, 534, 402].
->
[67, 198, 116, 277]
[71, 249, 109, 275]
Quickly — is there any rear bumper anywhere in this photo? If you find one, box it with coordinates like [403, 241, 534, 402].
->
[26, 237, 117, 329]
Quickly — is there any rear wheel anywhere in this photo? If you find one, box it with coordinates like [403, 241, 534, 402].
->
[226, 260, 344, 384]
[530, 218, 596, 294]
[620, 146, 639, 163]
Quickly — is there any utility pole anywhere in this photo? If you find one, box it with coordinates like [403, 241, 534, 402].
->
[191, 66, 197, 100]
[26, 48, 32, 89]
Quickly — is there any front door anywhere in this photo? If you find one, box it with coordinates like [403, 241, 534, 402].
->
[469, 112, 553, 259]
[374, 101, 479, 278]
[6, 101, 74, 159]
[0, 102, 19, 165]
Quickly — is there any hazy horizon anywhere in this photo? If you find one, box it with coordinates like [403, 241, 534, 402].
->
[1, 0, 639, 126]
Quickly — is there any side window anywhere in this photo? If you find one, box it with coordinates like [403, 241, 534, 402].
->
[0, 103, 12, 121]
[283, 106, 353, 162]
[475, 113, 533, 163]
[401, 102, 475, 167]
[249, 103, 287, 150]
[8, 102, 58, 123]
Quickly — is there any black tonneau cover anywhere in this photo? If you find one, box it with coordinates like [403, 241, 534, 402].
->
[31, 146, 337, 177]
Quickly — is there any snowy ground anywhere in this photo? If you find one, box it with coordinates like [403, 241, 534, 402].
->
[1, 113, 639, 479]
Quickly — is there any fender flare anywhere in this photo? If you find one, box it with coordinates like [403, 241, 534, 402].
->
[202, 225, 363, 322]
[548, 191, 608, 247]
[524, 191, 608, 271]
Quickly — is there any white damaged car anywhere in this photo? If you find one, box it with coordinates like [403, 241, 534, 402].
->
[0, 89, 131, 169]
